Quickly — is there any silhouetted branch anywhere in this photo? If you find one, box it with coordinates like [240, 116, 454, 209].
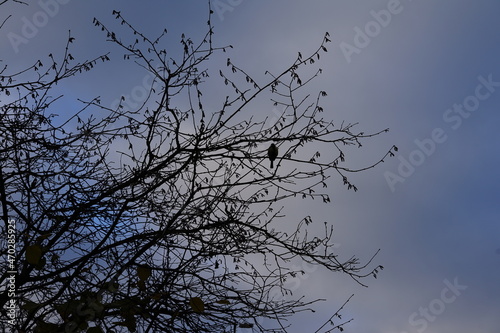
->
[0, 3, 394, 332]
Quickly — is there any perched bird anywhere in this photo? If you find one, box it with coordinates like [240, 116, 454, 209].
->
[267, 143, 278, 169]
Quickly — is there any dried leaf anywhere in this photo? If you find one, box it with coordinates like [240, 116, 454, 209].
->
[26, 245, 42, 265]
[189, 297, 205, 313]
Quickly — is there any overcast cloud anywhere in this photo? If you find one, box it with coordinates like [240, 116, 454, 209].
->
[1, 1, 499, 332]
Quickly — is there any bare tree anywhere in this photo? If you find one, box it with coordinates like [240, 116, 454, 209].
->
[0, 2, 397, 332]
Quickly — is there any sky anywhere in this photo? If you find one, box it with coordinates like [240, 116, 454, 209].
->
[1, 1, 500, 332]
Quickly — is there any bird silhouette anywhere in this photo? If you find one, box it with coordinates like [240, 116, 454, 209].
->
[267, 143, 278, 168]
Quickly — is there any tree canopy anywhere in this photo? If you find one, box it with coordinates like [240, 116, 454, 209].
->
[0, 2, 396, 332]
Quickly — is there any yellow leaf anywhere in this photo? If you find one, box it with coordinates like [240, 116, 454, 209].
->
[215, 299, 231, 305]
[26, 245, 42, 265]
[137, 265, 152, 281]
[189, 297, 205, 313]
